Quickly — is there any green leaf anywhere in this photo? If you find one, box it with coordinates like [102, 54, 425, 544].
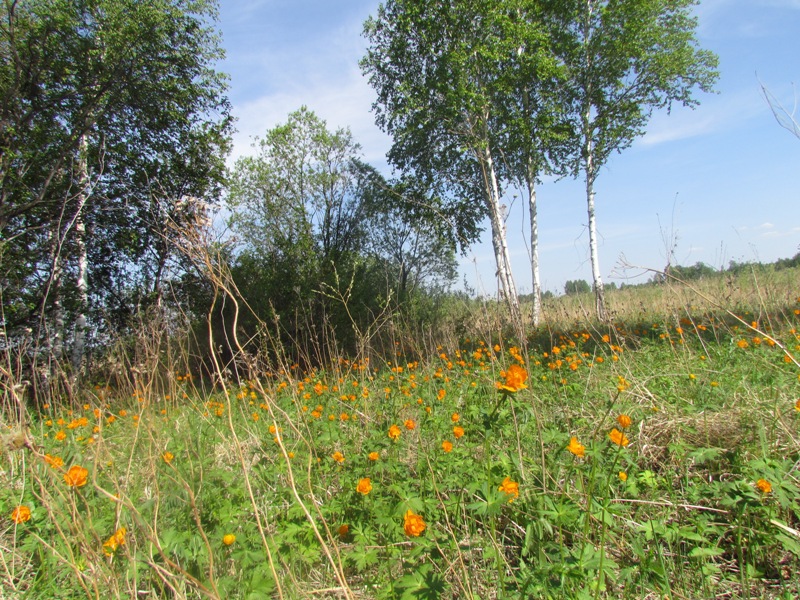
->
[688, 546, 724, 558]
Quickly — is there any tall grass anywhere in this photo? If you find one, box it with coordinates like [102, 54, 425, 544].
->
[2, 258, 799, 599]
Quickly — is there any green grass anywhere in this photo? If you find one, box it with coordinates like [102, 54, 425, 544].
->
[2, 290, 800, 599]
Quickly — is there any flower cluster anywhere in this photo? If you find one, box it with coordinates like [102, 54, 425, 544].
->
[403, 510, 426, 537]
[498, 477, 520, 502]
[64, 465, 89, 487]
[103, 527, 127, 556]
[497, 364, 528, 393]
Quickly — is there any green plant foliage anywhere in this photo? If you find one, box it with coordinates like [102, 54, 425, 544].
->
[5, 287, 800, 598]
[0, 0, 232, 344]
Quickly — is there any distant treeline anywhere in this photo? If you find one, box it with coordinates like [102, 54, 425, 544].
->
[520, 252, 800, 299]
[655, 252, 800, 284]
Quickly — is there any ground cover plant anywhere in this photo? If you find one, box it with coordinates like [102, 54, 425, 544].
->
[2, 272, 800, 599]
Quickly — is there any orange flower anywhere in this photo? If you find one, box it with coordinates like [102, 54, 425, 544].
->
[103, 527, 127, 555]
[368, 451, 380, 461]
[441, 440, 453, 453]
[795, 399, 800, 412]
[55, 430, 66, 441]
[388, 424, 401, 440]
[496, 364, 528, 393]
[64, 465, 89, 487]
[222, 533, 236, 546]
[403, 510, 426, 537]
[566, 437, 585, 457]
[332, 451, 345, 464]
[453, 425, 465, 439]
[162, 451, 174, 464]
[498, 477, 520, 502]
[44, 454, 64, 469]
[404, 419, 416, 430]
[338, 524, 349, 538]
[608, 428, 630, 447]
[617, 414, 632, 429]
[756, 479, 772, 494]
[451, 412, 460, 423]
[356, 477, 372, 495]
[618, 471, 628, 482]
[437, 389, 446, 400]
[11, 505, 31, 524]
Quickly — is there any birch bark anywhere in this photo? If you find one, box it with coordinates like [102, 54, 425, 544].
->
[481, 142, 523, 333]
[582, 0, 606, 320]
[71, 133, 89, 376]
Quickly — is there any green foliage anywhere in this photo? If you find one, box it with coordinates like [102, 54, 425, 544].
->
[564, 279, 592, 295]
[222, 108, 461, 365]
[7, 289, 800, 598]
[0, 0, 232, 352]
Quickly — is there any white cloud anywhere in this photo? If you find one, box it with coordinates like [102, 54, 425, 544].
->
[640, 87, 768, 147]
[758, 227, 800, 239]
[229, 70, 390, 165]
[224, 5, 391, 166]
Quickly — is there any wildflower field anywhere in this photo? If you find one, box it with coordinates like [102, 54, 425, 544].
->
[3, 278, 800, 599]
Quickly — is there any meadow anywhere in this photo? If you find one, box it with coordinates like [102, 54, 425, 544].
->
[2, 267, 800, 599]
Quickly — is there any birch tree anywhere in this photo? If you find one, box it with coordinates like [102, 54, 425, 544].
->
[491, 3, 572, 325]
[362, 0, 526, 331]
[553, 0, 718, 319]
[0, 0, 231, 376]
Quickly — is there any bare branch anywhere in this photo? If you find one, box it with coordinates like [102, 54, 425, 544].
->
[760, 80, 800, 140]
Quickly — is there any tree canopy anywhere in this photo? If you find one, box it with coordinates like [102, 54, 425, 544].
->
[553, 0, 719, 318]
[0, 0, 232, 372]
[362, 0, 718, 326]
[225, 107, 458, 364]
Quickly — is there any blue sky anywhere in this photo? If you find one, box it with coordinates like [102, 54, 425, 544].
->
[217, 0, 800, 295]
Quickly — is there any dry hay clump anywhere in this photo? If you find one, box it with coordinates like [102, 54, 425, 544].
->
[636, 409, 755, 471]
[213, 431, 265, 471]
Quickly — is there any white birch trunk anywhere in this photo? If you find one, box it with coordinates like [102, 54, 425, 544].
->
[517, 51, 542, 328]
[582, 0, 606, 320]
[48, 227, 65, 362]
[528, 181, 541, 327]
[50, 281, 65, 400]
[71, 134, 90, 376]
[482, 144, 523, 332]
[584, 135, 606, 320]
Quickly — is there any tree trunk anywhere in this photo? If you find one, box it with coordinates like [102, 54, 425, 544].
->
[518, 64, 542, 328]
[582, 0, 606, 321]
[526, 161, 542, 327]
[48, 229, 65, 363]
[584, 144, 606, 320]
[71, 133, 89, 377]
[482, 144, 523, 336]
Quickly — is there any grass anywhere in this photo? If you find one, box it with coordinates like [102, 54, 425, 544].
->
[2, 272, 800, 599]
